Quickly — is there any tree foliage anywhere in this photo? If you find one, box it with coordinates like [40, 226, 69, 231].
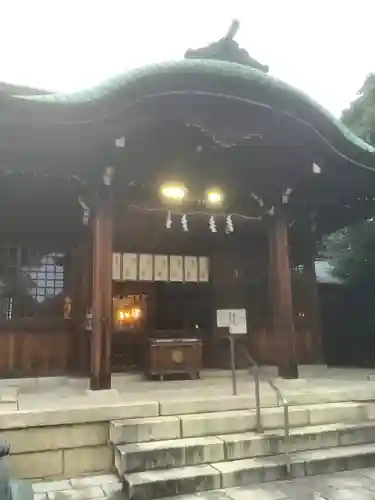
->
[325, 221, 375, 283]
[325, 73, 375, 283]
[341, 73, 375, 145]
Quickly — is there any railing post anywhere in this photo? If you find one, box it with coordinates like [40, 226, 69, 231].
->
[229, 334, 237, 395]
[283, 402, 291, 477]
[254, 365, 262, 432]
[240, 346, 291, 478]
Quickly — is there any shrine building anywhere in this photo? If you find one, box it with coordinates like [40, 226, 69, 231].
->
[1, 22, 375, 389]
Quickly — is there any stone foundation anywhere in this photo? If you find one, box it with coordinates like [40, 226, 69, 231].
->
[0, 401, 159, 480]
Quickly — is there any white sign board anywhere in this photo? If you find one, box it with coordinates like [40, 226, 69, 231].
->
[122, 253, 138, 281]
[169, 255, 183, 282]
[154, 255, 169, 281]
[139, 254, 153, 281]
[185, 256, 198, 282]
[198, 256, 209, 282]
[216, 309, 247, 335]
[112, 253, 122, 281]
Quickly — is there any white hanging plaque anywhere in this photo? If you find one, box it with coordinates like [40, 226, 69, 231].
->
[154, 255, 169, 281]
[198, 256, 209, 282]
[216, 309, 247, 335]
[122, 253, 138, 281]
[112, 252, 122, 281]
[185, 256, 198, 282]
[139, 254, 153, 281]
[169, 255, 183, 282]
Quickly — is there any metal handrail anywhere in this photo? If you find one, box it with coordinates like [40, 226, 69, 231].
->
[239, 347, 291, 477]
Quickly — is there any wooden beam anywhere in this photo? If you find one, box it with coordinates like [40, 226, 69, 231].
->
[90, 195, 112, 390]
[268, 208, 298, 378]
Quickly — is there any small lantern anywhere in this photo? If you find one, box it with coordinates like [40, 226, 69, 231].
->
[85, 308, 93, 331]
[63, 296, 72, 319]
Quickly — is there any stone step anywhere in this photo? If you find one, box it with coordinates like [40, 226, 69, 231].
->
[115, 436, 225, 475]
[115, 421, 375, 475]
[110, 401, 370, 444]
[156, 386, 375, 417]
[122, 443, 375, 500]
[223, 420, 375, 461]
[215, 443, 375, 489]
[111, 416, 181, 445]
[123, 464, 221, 500]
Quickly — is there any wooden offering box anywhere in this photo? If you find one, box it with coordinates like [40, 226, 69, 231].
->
[146, 338, 203, 380]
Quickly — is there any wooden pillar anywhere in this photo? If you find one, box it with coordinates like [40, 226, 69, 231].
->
[268, 208, 298, 378]
[101, 199, 113, 384]
[78, 230, 92, 374]
[90, 195, 113, 390]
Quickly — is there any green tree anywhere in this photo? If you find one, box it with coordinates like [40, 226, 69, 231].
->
[341, 73, 375, 145]
[324, 221, 375, 283]
[325, 73, 375, 283]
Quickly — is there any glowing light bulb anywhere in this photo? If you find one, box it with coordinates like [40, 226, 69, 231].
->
[160, 184, 187, 202]
[206, 188, 224, 206]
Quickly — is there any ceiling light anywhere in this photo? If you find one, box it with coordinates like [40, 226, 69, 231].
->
[206, 188, 224, 206]
[160, 183, 187, 202]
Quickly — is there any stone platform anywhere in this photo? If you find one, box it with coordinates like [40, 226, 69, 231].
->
[3, 366, 375, 413]
[2, 366, 375, 483]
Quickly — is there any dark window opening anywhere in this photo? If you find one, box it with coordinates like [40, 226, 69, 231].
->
[0, 246, 65, 320]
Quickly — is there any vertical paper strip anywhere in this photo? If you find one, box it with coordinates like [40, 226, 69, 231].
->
[154, 255, 169, 281]
[122, 253, 138, 281]
[169, 255, 183, 282]
[199, 256, 210, 282]
[184, 256, 198, 282]
[112, 252, 121, 280]
[139, 254, 153, 281]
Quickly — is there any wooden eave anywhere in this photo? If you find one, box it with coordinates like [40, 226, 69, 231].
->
[0, 59, 373, 172]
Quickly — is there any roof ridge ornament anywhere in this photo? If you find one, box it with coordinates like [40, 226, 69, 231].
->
[225, 19, 240, 41]
[185, 20, 269, 73]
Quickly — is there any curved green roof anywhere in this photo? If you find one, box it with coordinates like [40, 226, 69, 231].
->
[7, 58, 375, 164]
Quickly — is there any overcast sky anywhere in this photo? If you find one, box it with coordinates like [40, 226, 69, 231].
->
[1, 0, 374, 116]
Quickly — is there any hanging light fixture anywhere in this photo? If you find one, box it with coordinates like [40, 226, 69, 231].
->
[160, 183, 187, 203]
[205, 188, 224, 207]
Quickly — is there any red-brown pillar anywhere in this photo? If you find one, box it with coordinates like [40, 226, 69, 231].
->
[90, 197, 113, 390]
[268, 208, 298, 378]
[101, 199, 113, 385]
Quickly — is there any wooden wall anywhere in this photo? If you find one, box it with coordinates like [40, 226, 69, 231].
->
[0, 321, 318, 377]
[0, 323, 80, 377]
[0, 205, 321, 377]
[249, 325, 317, 365]
[208, 326, 317, 369]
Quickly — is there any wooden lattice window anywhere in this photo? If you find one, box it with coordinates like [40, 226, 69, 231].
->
[0, 246, 65, 320]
